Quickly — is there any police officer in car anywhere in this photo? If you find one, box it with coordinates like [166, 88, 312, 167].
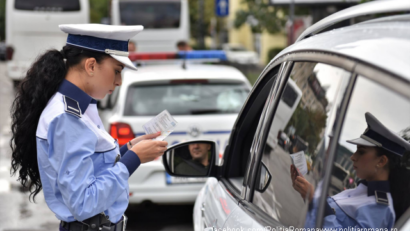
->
[10, 24, 169, 231]
[291, 112, 410, 229]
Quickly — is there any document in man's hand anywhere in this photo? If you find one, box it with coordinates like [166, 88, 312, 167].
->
[290, 151, 308, 176]
[142, 110, 178, 141]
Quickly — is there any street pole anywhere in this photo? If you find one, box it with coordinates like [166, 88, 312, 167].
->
[289, 0, 295, 44]
[198, 0, 205, 49]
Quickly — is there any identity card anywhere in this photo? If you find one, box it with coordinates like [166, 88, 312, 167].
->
[290, 151, 308, 176]
[142, 110, 178, 141]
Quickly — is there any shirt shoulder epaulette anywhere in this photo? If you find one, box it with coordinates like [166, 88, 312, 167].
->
[63, 95, 82, 118]
[375, 191, 389, 206]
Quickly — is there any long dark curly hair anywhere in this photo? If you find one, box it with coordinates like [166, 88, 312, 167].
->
[10, 45, 109, 201]
[377, 147, 410, 221]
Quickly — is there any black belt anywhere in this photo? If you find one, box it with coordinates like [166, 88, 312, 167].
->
[60, 213, 126, 231]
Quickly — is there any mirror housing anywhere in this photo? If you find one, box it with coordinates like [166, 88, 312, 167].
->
[162, 140, 217, 178]
[255, 162, 271, 193]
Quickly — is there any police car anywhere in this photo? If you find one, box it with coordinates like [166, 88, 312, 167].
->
[99, 58, 251, 204]
[162, 1, 410, 230]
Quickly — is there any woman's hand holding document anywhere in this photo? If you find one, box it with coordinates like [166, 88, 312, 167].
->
[143, 110, 178, 141]
[290, 151, 308, 176]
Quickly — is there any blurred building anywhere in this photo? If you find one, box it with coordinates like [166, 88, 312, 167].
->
[290, 62, 327, 114]
[227, 0, 360, 64]
[227, 1, 287, 65]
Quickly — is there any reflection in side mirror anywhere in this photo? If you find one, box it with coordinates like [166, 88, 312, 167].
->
[255, 162, 271, 193]
[163, 141, 216, 177]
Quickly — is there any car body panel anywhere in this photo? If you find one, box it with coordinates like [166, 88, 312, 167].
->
[296, 0, 410, 42]
[275, 21, 410, 80]
[128, 160, 204, 204]
[223, 206, 265, 230]
[197, 178, 241, 230]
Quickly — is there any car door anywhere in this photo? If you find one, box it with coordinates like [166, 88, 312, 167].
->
[197, 61, 290, 231]
[320, 65, 410, 229]
[223, 53, 357, 229]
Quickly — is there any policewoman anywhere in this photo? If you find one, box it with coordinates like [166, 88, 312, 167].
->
[10, 24, 168, 231]
[291, 112, 410, 229]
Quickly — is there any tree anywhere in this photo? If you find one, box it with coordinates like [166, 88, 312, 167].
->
[0, 0, 5, 41]
[89, 0, 110, 24]
[234, 0, 286, 34]
[189, 0, 225, 49]
[285, 104, 327, 155]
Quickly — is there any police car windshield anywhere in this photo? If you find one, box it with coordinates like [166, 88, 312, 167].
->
[119, 1, 180, 29]
[124, 83, 249, 116]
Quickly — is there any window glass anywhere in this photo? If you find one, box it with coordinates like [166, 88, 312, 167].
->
[120, 2, 181, 28]
[224, 66, 281, 193]
[124, 83, 249, 116]
[320, 76, 410, 229]
[253, 62, 351, 227]
[15, 0, 80, 11]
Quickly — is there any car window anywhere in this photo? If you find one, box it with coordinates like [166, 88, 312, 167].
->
[320, 76, 410, 228]
[252, 62, 352, 227]
[223, 65, 282, 194]
[124, 82, 249, 116]
[119, 1, 181, 29]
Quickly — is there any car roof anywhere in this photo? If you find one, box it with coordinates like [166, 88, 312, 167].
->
[122, 64, 250, 84]
[275, 19, 410, 81]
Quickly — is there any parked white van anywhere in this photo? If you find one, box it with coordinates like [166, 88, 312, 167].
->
[5, 0, 89, 86]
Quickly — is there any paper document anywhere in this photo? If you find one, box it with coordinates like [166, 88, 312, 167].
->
[143, 110, 178, 141]
[290, 151, 308, 176]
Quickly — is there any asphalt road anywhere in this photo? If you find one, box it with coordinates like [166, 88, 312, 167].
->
[0, 62, 194, 231]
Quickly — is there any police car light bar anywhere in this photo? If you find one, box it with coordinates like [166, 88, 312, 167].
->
[128, 50, 227, 62]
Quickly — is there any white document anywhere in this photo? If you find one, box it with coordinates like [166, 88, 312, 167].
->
[143, 110, 178, 141]
[290, 151, 308, 176]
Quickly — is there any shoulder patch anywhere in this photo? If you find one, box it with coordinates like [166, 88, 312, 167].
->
[63, 95, 82, 118]
[375, 191, 389, 205]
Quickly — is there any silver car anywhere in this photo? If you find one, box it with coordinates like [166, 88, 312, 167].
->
[163, 0, 410, 230]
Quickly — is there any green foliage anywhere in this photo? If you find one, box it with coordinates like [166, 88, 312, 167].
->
[267, 47, 284, 62]
[234, 0, 286, 34]
[0, 0, 5, 41]
[286, 104, 327, 154]
[89, 0, 110, 23]
[188, 0, 226, 40]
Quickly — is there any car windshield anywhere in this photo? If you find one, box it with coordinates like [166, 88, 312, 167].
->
[119, 1, 180, 29]
[124, 82, 249, 116]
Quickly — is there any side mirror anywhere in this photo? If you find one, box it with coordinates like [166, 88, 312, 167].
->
[163, 140, 216, 177]
[255, 162, 271, 193]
